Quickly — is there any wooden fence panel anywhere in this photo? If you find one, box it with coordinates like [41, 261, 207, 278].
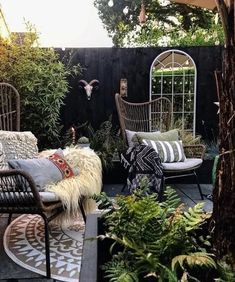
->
[58, 46, 222, 140]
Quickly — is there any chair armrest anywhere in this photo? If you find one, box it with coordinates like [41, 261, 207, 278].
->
[0, 169, 43, 209]
[183, 144, 206, 159]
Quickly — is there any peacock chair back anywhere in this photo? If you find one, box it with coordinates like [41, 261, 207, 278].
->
[115, 93, 172, 143]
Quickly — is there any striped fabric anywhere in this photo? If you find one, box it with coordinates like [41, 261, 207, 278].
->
[142, 139, 186, 163]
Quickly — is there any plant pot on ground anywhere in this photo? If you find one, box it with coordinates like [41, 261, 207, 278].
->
[77, 136, 90, 148]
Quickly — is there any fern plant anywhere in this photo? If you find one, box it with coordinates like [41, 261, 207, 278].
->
[96, 185, 218, 281]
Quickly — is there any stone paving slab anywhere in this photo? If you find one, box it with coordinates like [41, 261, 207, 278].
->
[103, 183, 213, 212]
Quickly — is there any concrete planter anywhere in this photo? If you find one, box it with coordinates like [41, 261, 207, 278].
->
[80, 214, 112, 282]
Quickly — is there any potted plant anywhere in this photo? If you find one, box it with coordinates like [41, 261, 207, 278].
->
[74, 119, 127, 183]
[77, 136, 90, 148]
[80, 182, 232, 281]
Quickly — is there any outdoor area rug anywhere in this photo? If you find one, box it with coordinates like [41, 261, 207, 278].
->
[3, 214, 85, 282]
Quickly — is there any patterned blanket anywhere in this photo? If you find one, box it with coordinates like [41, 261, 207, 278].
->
[121, 144, 163, 197]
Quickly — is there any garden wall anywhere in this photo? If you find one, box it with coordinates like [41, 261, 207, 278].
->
[58, 46, 222, 140]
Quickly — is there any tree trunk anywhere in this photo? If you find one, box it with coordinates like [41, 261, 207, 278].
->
[212, 0, 235, 265]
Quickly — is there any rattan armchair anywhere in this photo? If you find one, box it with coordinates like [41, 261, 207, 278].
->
[115, 93, 206, 199]
[0, 83, 87, 279]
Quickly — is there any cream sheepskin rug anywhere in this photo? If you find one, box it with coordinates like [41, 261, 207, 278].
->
[39, 146, 102, 225]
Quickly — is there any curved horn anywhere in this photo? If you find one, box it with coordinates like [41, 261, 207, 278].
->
[89, 79, 99, 85]
[78, 80, 88, 85]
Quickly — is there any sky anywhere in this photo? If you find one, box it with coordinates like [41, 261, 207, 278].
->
[1, 0, 113, 48]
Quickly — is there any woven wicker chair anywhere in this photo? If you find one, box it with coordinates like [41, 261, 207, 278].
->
[115, 93, 172, 143]
[0, 83, 86, 279]
[115, 93, 206, 199]
[0, 83, 20, 131]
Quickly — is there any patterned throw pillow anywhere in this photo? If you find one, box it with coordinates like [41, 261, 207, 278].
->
[142, 139, 186, 163]
[8, 150, 79, 191]
[0, 131, 38, 169]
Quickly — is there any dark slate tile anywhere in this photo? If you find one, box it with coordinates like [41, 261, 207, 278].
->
[0, 216, 44, 280]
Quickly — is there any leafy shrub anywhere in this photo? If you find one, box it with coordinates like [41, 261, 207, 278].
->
[0, 25, 81, 150]
[95, 182, 218, 281]
[71, 119, 127, 170]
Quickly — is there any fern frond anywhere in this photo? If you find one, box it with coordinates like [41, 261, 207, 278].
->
[161, 186, 181, 211]
[107, 271, 138, 282]
[92, 192, 115, 210]
[183, 203, 205, 231]
[217, 261, 235, 282]
[104, 252, 138, 282]
[172, 252, 216, 270]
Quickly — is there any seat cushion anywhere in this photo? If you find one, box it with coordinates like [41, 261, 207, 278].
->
[0, 191, 60, 205]
[39, 191, 60, 202]
[162, 158, 203, 172]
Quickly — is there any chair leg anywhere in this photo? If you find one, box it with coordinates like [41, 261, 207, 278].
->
[158, 176, 165, 202]
[7, 213, 12, 225]
[42, 215, 51, 279]
[79, 198, 86, 223]
[121, 182, 127, 192]
[193, 171, 204, 200]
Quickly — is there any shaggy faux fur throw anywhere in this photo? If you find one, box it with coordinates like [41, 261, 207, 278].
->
[39, 146, 102, 225]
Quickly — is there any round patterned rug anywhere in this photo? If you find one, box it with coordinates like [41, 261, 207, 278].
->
[3, 214, 85, 282]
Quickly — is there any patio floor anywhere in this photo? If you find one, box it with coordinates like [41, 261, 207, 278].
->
[0, 183, 213, 282]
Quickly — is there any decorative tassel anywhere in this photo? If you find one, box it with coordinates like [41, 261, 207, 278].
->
[139, 0, 146, 25]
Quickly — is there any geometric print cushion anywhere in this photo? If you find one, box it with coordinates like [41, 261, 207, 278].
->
[142, 139, 186, 163]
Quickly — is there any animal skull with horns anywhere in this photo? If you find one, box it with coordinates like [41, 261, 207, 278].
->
[78, 79, 100, 100]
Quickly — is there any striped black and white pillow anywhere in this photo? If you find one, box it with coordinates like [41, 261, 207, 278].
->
[142, 139, 186, 163]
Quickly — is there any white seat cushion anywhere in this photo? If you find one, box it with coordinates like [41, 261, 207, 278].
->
[39, 191, 60, 202]
[162, 158, 203, 172]
[1, 191, 60, 203]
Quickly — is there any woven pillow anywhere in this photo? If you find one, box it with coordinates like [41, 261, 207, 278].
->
[136, 129, 179, 143]
[125, 129, 161, 147]
[142, 139, 186, 163]
[8, 149, 78, 191]
[0, 131, 38, 169]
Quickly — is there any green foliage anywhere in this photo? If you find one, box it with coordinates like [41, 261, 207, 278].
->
[94, 0, 222, 47]
[172, 252, 216, 270]
[96, 185, 216, 281]
[216, 261, 235, 282]
[89, 119, 127, 170]
[92, 192, 115, 210]
[169, 18, 224, 47]
[0, 25, 81, 150]
[169, 119, 202, 145]
[104, 254, 139, 282]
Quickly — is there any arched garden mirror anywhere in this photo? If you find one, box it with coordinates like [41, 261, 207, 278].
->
[150, 49, 197, 135]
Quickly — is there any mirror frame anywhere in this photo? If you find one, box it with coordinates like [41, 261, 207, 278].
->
[149, 49, 197, 136]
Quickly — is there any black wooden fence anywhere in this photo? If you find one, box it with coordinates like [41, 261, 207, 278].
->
[58, 46, 222, 140]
